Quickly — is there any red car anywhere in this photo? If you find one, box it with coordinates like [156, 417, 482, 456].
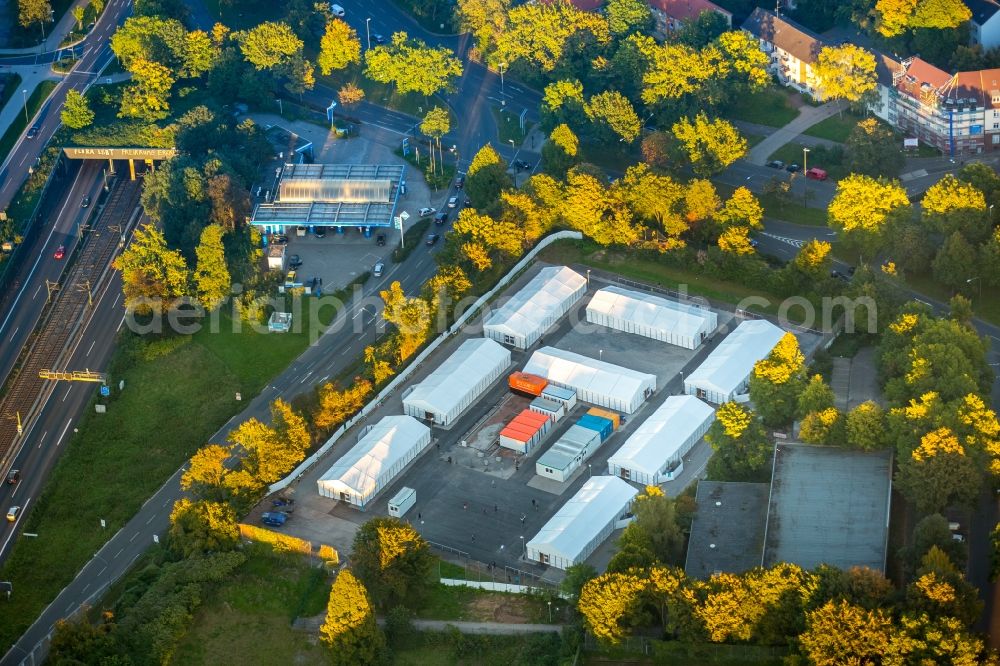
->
[54, 245, 65, 260]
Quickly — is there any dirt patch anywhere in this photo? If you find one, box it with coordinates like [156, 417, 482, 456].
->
[466, 594, 537, 623]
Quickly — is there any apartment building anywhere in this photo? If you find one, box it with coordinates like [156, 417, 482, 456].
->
[648, 0, 732, 36]
[742, 7, 824, 96]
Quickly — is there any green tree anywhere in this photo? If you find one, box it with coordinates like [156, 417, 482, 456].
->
[168, 497, 239, 558]
[365, 32, 463, 96]
[493, 1, 610, 72]
[319, 570, 386, 666]
[845, 118, 904, 177]
[671, 113, 747, 176]
[457, 0, 511, 53]
[71, 4, 85, 30]
[226, 399, 310, 492]
[845, 401, 886, 450]
[283, 54, 316, 97]
[904, 513, 966, 575]
[420, 106, 450, 176]
[640, 131, 672, 170]
[932, 231, 979, 293]
[206, 173, 250, 232]
[318, 19, 361, 75]
[113, 224, 189, 314]
[49, 615, 116, 665]
[705, 402, 772, 481]
[677, 9, 729, 47]
[61, 89, 95, 129]
[957, 161, 1000, 208]
[629, 486, 685, 564]
[465, 143, 512, 207]
[605, 0, 652, 35]
[183, 29, 217, 77]
[110, 15, 188, 71]
[813, 44, 877, 104]
[561, 563, 598, 602]
[922, 174, 990, 243]
[800, 407, 846, 446]
[895, 428, 982, 513]
[238, 21, 303, 71]
[193, 224, 230, 311]
[585, 90, 642, 144]
[798, 374, 835, 417]
[351, 517, 434, 609]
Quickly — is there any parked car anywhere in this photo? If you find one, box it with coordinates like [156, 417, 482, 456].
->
[330, 3, 345, 17]
[376, 233, 386, 246]
[766, 160, 785, 169]
[805, 167, 828, 181]
[261, 511, 287, 527]
[6, 470, 19, 485]
[373, 261, 385, 277]
[749, 237, 759, 248]
[314, 225, 327, 238]
[786, 163, 801, 173]
[513, 159, 532, 171]
[6, 506, 20, 523]
[272, 498, 295, 507]
[455, 175, 465, 189]
[425, 233, 441, 246]
[417, 207, 436, 217]
[447, 196, 458, 208]
[26, 126, 38, 139]
[272, 234, 289, 245]
[81, 195, 91, 208]
[434, 212, 449, 225]
[289, 254, 302, 269]
[464, 197, 472, 207]
[373, 33, 385, 44]
[53, 245, 65, 260]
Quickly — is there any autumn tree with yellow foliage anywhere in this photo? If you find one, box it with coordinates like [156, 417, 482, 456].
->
[380, 281, 432, 362]
[827, 174, 910, 257]
[313, 379, 373, 435]
[921, 174, 991, 243]
[705, 401, 772, 481]
[812, 44, 877, 104]
[168, 497, 239, 558]
[671, 113, 747, 176]
[320, 569, 386, 666]
[351, 517, 435, 609]
[749, 333, 807, 427]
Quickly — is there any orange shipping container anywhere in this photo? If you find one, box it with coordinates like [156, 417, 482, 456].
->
[509, 372, 549, 397]
[587, 407, 620, 430]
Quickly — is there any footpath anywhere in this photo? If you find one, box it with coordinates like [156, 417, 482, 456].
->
[293, 614, 565, 635]
[744, 100, 843, 166]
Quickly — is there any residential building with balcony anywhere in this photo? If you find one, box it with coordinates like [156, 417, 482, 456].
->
[742, 7, 824, 96]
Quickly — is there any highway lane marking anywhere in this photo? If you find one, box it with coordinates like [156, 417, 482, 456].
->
[0, 498, 30, 557]
[340, 347, 350, 356]
[319, 374, 330, 383]
[146, 514, 156, 525]
[33, 284, 42, 300]
[114, 548, 123, 559]
[82, 583, 90, 594]
[129, 532, 138, 542]
[117, 314, 126, 331]
[98, 566, 106, 576]
[8, 326, 17, 341]
[299, 371, 313, 384]
[55, 419, 73, 447]
[86, 340, 96, 357]
[62, 386, 73, 402]
[37, 429, 48, 449]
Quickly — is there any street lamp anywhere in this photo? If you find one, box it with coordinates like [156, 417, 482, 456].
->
[547, 600, 552, 623]
[499, 62, 507, 100]
[366, 18, 371, 50]
[22, 89, 28, 124]
[802, 146, 810, 206]
[520, 535, 525, 558]
[967, 276, 982, 301]
[588, 464, 592, 478]
[508, 138, 518, 186]
[586, 269, 591, 286]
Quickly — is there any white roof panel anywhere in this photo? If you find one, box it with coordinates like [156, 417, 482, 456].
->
[484, 266, 586, 339]
[319, 416, 430, 498]
[522, 347, 655, 407]
[403, 338, 510, 417]
[608, 396, 715, 477]
[527, 476, 638, 563]
[587, 286, 714, 339]
[686, 320, 785, 397]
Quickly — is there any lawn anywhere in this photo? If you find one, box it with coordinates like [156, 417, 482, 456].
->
[802, 113, 862, 143]
[199, 0, 286, 30]
[539, 239, 789, 316]
[725, 88, 799, 128]
[0, 81, 58, 165]
[759, 192, 829, 227]
[171, 543, 329, 666]
[0, 302, 326, 652]
[0, 73, 22, 111]
[902, 272, 1000, 326]
[491, 105, 533, 147]
[579, 141, 641, 175]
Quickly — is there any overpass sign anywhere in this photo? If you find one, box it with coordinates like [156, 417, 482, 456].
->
[63, 147, 178, 160]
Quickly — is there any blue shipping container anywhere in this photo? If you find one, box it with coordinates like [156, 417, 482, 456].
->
[577, 414, 613, 442]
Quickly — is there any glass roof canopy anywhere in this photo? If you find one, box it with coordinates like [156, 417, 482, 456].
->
[251, 163, 405, 229]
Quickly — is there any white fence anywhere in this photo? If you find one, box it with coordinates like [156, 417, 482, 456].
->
[268, 230, 584, 494]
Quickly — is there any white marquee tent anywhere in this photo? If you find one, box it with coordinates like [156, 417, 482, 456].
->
[607, 395, 715, 485]
[483, 266, 587, 349]
[526, 476, 638, 570]
[317, 415, 431, 508]
[586, 286, 718, 350]
[522, 346, 656, 414]
[403, 338, 511, 426]
[684, 319, 785, 403]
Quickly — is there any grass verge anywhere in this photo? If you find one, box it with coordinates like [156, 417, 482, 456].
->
[802, 113, 861, 143]
[491, 105, 532, 146]
[902, 272, 1000, 326]
[759, 192, 829, 227]
[725, 88, 799, 127]
[538, 239, 788, 316]
[393, 218, 432, 262]
[579, 141, 641, 175]
[171, 543, 328, 666]
[0, 301, 331, 652]
[0, 73, 22, 110]
[0, 80, 58, 165]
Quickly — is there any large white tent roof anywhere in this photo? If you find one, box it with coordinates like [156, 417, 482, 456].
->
[608, 395, 715, 477]
[483, 266, 586, 339]
[403, 338, 510, 418]
[527, 476, 638, 563]
[318, 416, 430, 498]
[686, 319, 785, 397]
[587, 286, 714, 339]
[523, 347, 655, 407]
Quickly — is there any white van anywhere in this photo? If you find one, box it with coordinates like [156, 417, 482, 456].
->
[331, 3, 345, 16]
